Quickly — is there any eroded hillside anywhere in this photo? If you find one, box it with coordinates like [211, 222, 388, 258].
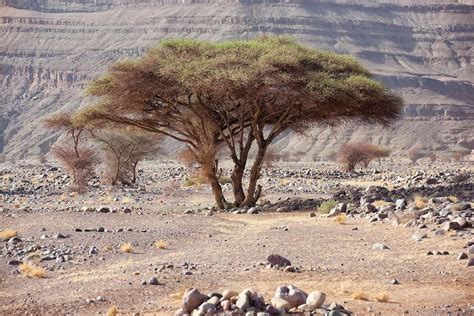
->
[0, 0, 473, 158]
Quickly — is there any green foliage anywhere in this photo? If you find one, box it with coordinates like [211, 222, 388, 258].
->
[318, 199, 338, 214]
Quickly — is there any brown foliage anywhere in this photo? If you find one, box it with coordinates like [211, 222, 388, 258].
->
[337, 142, 391, 171]
[452, 148, 470, 161]
[93, 129, 160, 185]
[51, 144, 98, 192]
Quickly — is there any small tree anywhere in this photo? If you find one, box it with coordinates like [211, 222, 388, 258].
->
[337, 142, 391, 171]
[408, 147, 425, 163]
[92, 129, 160, 185]
[44, 112, 97, 192]
[452, 148, 470, 162]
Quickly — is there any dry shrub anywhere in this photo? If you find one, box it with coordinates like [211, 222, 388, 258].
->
[334, 213, 347, 224]
[0, 229, 18, 240]
[107, 305, 118, 316]
[413, 195, 428, 209]
[178, 148, 199, 168]
[318, 199, 337, 214]
[351, 290, 369, 300]
[51, 144, 98, 193]
[408, 147, 436, 163]
[120, 243, 133, 253]
[375, 292, 390, 303]
[373, 200, 392, 208]
[263, 148, 278, 168]
[337, 143, 390, 171]
[448, 195, 459, 203]
[19, 262, 46, 278]
[37, 153, 47, 164]
[155, 240, 167, 249]
[428, 152, 437, 162]
[451, 148, 470, 162]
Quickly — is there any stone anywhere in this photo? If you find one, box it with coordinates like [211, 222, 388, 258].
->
[182, 288, 208, 313]
[306, 291, 326, 309]
[276, 206, 290, 213]
[457, 252, 468, 260]
[247, 207, 261, 214]
[442, 221, 462, 231]
[256, 313, 270, 316]
[372, 243, 389, 250]
[468, 245, 474, 255]
[267, 254, 291, 267]
[7, 260, 22, 266]
[221, 289, 239, 300]
[220, 300, 231, 311]
[198, 302, 216, 313]
[453, 217, 467, 228]
[466, 258, 474, 268]
[391, 278, 400, 285]
[275, 285, 307, 308]
[89, 247, 98, 255]
[395, 199, 407, 210]
[149, 276, 159, 285]
[53, 233, 67, 239]
[270, 297, 291, 310]
[412, 231, 427, 242]
[98, 206, 110, 213]
[236, 294, 250, 310]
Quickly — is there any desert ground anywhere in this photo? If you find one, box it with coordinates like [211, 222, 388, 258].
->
[1, 159, 473, 315]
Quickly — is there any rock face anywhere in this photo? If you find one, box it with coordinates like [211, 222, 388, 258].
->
[0, 0, 473, 157]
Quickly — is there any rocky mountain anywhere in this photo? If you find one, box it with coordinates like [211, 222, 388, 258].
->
[0, 0, 473, 159]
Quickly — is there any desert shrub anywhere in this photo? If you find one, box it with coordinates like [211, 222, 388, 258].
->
[337, 142, 391, 171]
[413, 195, 429, 209]
[37, 154, 47, 164]
[326, 150, 338, 162]
[19, 262, 46, 278]
[93, 129, 160, 185]
[334, 213, 347, 224]
[263, 148, 278, 168]
[218, 176, 232, 185]
[351, 290, 369, 301]
[452, 148, 470, 161]
[51, 145, 98, 192]
[107, 306, 118, 316]
[408, 147, 436, 163]
[120, 243, 133, 253]
[318, 199, 338, 214]
[0, 229, 18, 240]
[375, 292, 390, 303]
[155, 240, 167, 249]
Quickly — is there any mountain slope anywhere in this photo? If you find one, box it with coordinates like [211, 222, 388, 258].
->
[0, 0, 473, 158]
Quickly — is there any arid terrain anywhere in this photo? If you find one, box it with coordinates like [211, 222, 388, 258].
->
[1, 159, 473, 315]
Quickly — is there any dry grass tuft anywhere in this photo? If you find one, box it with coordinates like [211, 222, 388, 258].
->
[155, 240, 168, 249]
[107, 305, 118, 316]
[120, 243, 133, 253]
[19, 262, 47, 278]
[413, 195, 428, 209]
[103, 245, 113, 252]
[351, 290, 369, 301]
[334, 213, 347, 224]
[448, 195, 458, 203]
[373, 200, 392, 208]
[0, 229, 18, 240]
[375, 292, 390, 303]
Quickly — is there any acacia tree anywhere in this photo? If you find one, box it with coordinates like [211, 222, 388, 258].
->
[43, 112, 97, 192]
[76, 36, 403, 208]
[92, 129, 160, 185]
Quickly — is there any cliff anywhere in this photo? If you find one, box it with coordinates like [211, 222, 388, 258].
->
[0, 0, 473, 158]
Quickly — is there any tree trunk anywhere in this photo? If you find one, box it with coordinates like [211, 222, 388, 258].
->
[208, 173, 226, 209]
[132, 161, 138, 183]
[231, 164, 245, 206]
[242, 145, 267, 206]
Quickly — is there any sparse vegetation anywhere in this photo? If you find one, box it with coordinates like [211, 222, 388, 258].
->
[334, 213, 347, 224]
[351, 290, 369, 301]
[120, 243, 133, 253]
[375, 292, 390, 303]
[451, 148, 470, 162]
[337, 143, 391, 171]
[318, 200, 338, 214]
[0, 229, 18, 240]
[155, 240, 168, 249]
[106, 305, 118, 316]
[413, 195, 429, 209]
[19, 262, 47, 278]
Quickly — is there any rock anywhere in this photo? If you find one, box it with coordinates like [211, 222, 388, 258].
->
[391, 278, 400, 285]
[98, 206, 110, 213]
[89, 247, 98, 255]
[411, 231, 427, 242]
[182, 288, 208, 313]
[220, 300, 231, 310]
[221, 289, 239, 300]
[466, 258, 474, 268]
[267, 254, 291, 267]
[309, 212, 316, 217]
[442, 221, 462, 231]
[256, 313, 270, 316]
[236, 294, 250, 310]
[372, 243, 389, 250]
[306, 291, 326, 309]
[97, 227, 105, 232]
[468, 245, 474, 255]
[395, 199, 407, 210]
[149, 276, 159, 285]
[453, 217, 467, 228]
[198, 302, 217, 313]
[247, 207, 261, 214]
[270, 297, 291, 310]
[275, 285, 307, 308]
[283, 266, 296, 273]
[276, 206, 289, 213]
[457, 252, 468, 260]
[7, 260, 22, 266]
[427, 251, 434, 255]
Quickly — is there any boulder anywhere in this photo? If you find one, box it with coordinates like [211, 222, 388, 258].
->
[182, 288, 208, 313]
[267, 254, 291, 267]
